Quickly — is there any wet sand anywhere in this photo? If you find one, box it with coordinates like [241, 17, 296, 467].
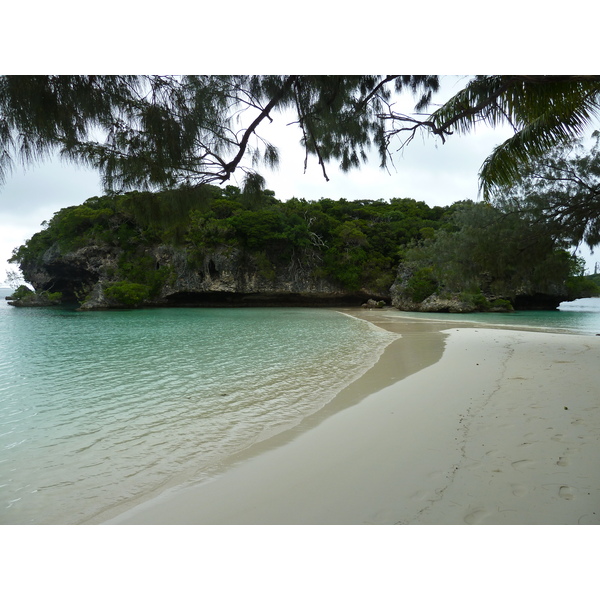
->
[104, 310, 600, 525]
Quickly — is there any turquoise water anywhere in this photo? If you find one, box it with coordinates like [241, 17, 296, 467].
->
[0, 290, 397, 524]
[398, 297, 600, 335]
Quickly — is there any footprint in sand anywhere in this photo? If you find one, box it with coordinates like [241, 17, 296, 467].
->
[556, 457, 569, 466]
[511, 484, 528, 497]
[559, 486, 574, 500]
[409, 490, 430, 501]
[464, 509, 490, 524]
[511, 459, 535, 471]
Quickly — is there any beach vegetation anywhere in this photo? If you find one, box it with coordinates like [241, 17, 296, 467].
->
[10, 187, 453, 302]
[405, 267, 439, 303]
[10, 178, 593, 310]
[9, 285, 35, 301]
[6, 285, 62, 305]
[459, 291, 490, 310]
[490, 298, 514, 311]
[566, 275, 600, 299]
[44, 291, 63, 303]
[585, 273, 600, 291]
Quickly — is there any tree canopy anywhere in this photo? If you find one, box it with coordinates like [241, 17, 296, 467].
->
[429, 76, 600, 200]
[12, 186, 596, 309]
[396, 200, 596, 307]
[493, 133, 600, 250]
[5, 75, 599, 201]
[0, 75, 438, 192]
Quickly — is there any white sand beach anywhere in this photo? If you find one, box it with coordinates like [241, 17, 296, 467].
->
[105, 310, 600, 525]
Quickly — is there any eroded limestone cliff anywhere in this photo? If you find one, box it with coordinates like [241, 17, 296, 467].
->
[15, 242, 386, 309]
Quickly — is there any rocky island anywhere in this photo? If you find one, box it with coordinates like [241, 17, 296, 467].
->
[7, 186, 597, 311]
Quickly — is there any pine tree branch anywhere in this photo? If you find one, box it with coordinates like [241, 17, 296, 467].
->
[221, 75, 298, 180]
[355, 76, 399, 111]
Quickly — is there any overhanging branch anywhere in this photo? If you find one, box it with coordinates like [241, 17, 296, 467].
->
[221, 75, 298, 180]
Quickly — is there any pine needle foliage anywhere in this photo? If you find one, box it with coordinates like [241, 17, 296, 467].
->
[0, 75, 439, 193]
[4, 74, 600, 223]
[494, 133, 600, 249]
[0, 75, 141, 184]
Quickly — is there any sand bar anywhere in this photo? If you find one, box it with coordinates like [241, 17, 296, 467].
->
[104, 310, 600, 525]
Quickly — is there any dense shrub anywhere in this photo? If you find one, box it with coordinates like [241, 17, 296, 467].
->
[566, 276, 600, 299]
[490, 298, 514, 311]
[406, 268, 438, 302]
[10, 285, 35, 301]
[401, 202, 582, 304]
[104, 282, 151, 306]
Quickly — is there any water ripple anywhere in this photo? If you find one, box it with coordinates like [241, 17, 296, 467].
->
[0, 306, 395, 523]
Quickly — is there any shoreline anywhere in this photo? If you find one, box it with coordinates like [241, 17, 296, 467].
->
[103, 309, 600, 525]
[89, 310, 450, 524]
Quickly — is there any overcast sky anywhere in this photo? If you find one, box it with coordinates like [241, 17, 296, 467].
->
[1, 75, 598, 284]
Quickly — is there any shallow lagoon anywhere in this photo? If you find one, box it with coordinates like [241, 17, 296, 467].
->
[0, 295, 396, 524]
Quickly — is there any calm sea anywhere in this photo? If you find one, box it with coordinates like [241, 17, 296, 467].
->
[0, 289, 397, 524]
[399, 297, 600, 335]
[1, 289, 599, 524]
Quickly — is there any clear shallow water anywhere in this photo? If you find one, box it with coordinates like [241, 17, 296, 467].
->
[0, 289, 396, 524]
[398, 297, 600, 335]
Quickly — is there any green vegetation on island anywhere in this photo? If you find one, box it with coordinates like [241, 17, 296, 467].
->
[10, 186, 446, 305]
[9, 183, 597, 310]
[395, 200, 598, 310]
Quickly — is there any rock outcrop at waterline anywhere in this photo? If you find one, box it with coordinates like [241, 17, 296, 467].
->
[10, 243, 388, 309]
[389, 264, 576, 312]
[10, 240, 574, 312]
